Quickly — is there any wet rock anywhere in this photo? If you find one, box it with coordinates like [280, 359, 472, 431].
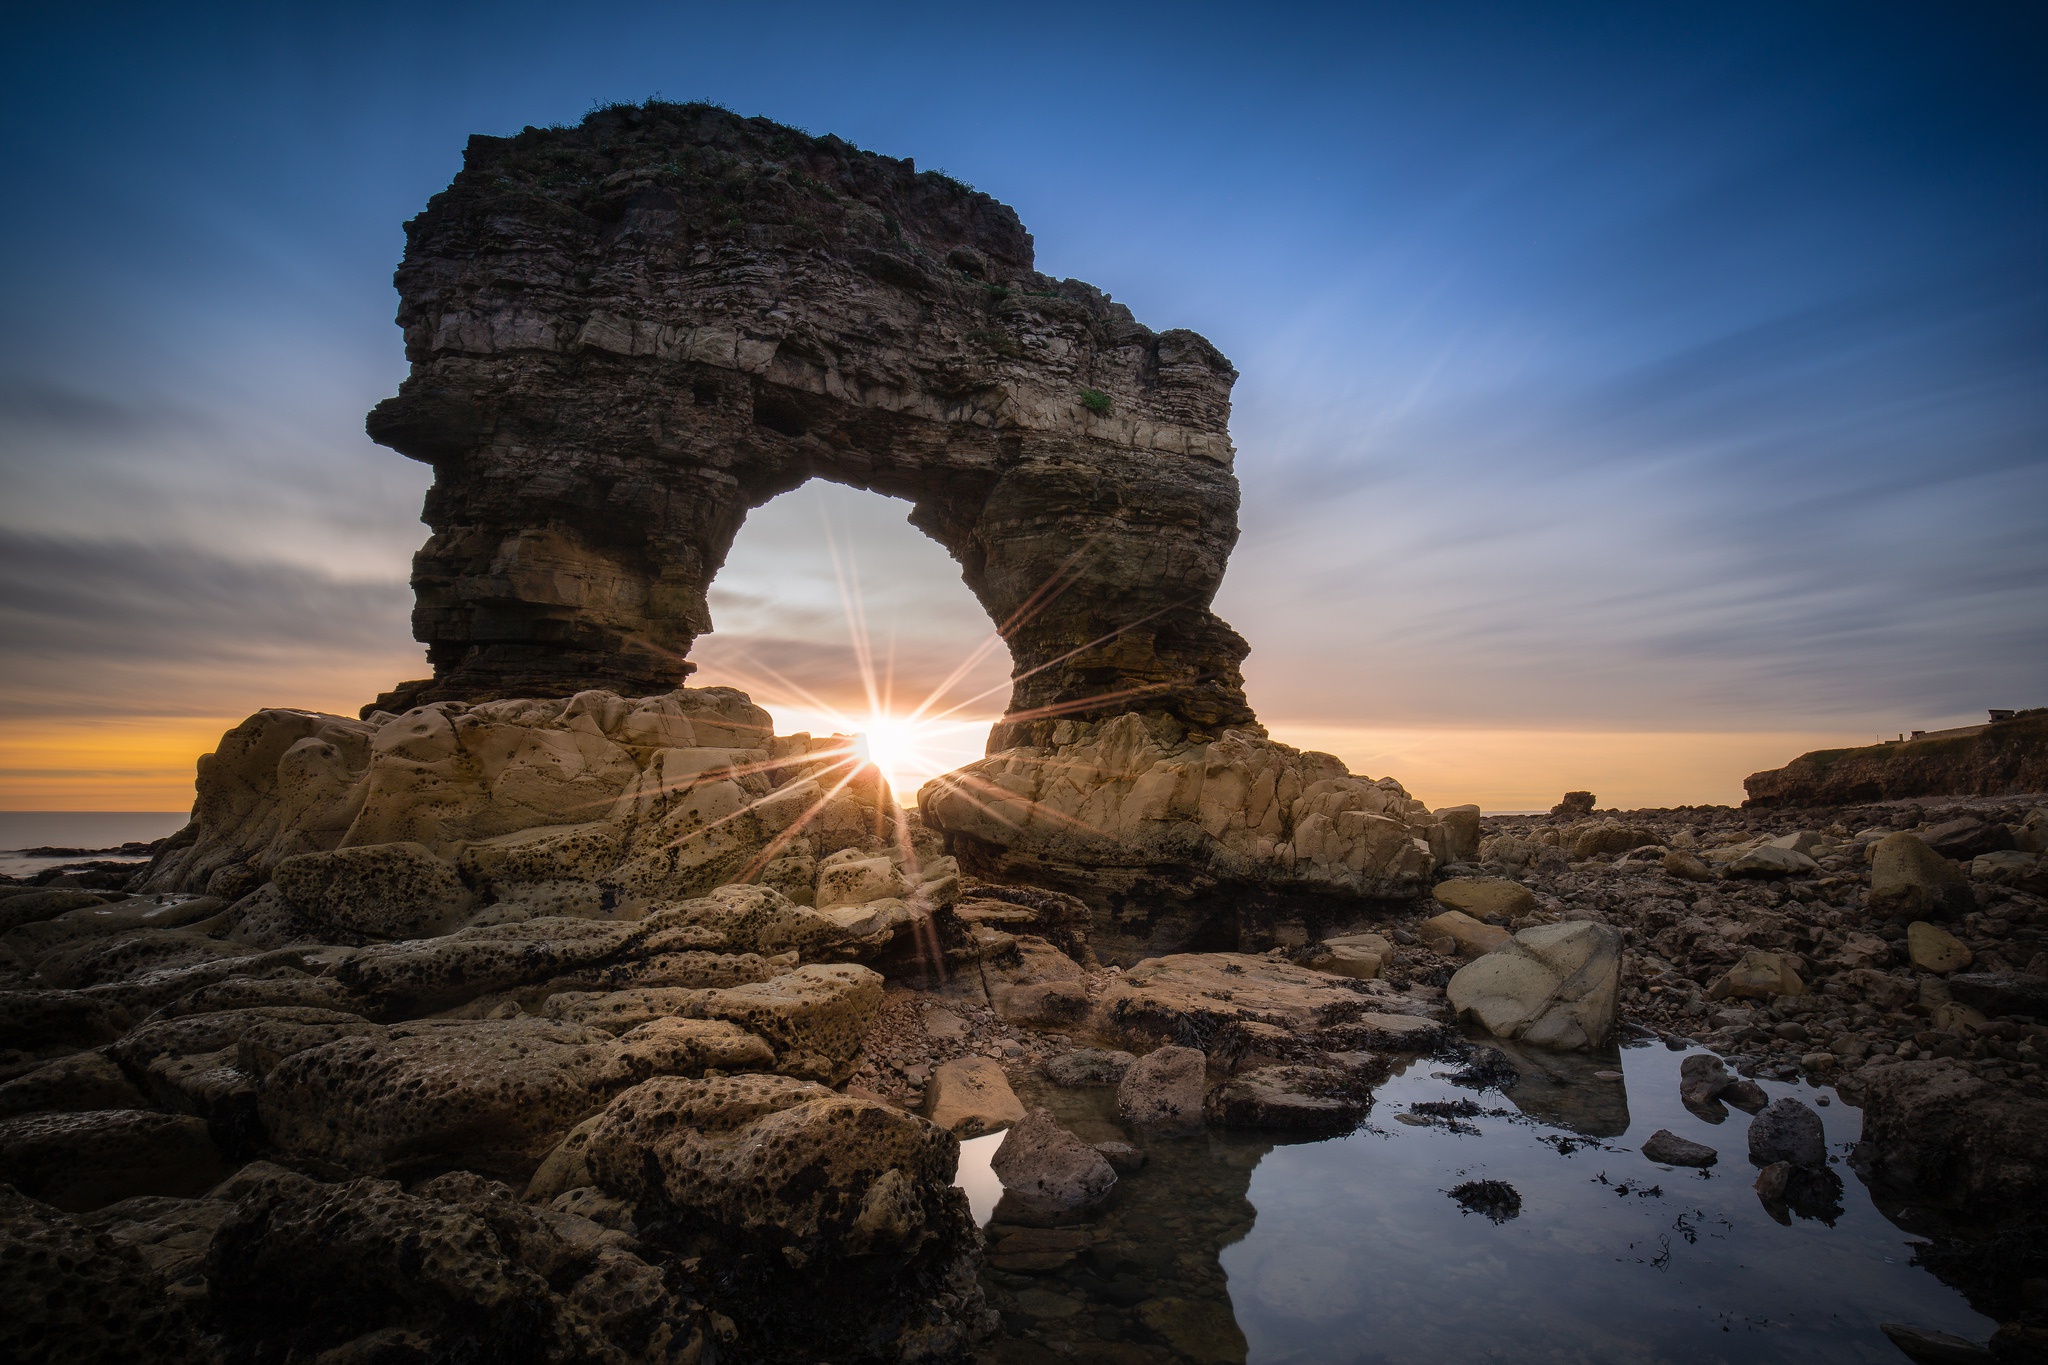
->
[1706, 948, 1806, 1001]
[1093, 1140, 1146, 1174]
[1445, 921, 1621, 1050]
[1722, 1078, 1770, 1112]
[271, 841, 474, 940]
[1854, 1060, 2048, 1212]
[1642, 1129, 1718, 1167]
[1116, 1044, 1207, 1133]
[1043, 1048, 1137, 1087]
[1869, 833, 1974, 919]
[1430, 878, 1536, 922]
[1203, 1063, 1367, 1134]
[0, 887, 113, 932]
[1754, 1160, 1846, 1223]
[924, 1056, 1026, 1136]
[0, 1108, 227, 1211]
[1679, 1053, 1732, 1108]
[1418, 908, 1512, 957]
[990, 1107, 1117, 1225]
[1907, 921, 1974, 974]
[1747, 1097, 1826, 1169]
[985, 1224, 1092, 1273]
[0, 1185, 209, 1363]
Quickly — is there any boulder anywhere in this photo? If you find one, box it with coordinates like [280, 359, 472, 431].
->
[271, 841, 473, 939]
[813, 849, 908, 911]
[1945, 972, 2048, 1019]
[1723, 845, 1820, 878]
[1747, 1097, 1826, 1169]
[1097, 952, 1382, 1042]
[0, 1109, 227, 1211]
[1707, 949, 1806, 1001]
[1430, 805, 1483, 864]
[989, 1107, 1117, 1225]
[1551, 792, 1596, 818]
[1116, 1044, 1207, 1133]
[1766, 831, 1825, 855]
[1043, 1048, 1136, 1087]
[1641, 1130, 1717, 1167]
[1571, 823, 1658, 859]
[1678, 1053, 1732, 1108]
[1906, 921, 1973, 974]
[1868, 834, 1974, 919]
[1919, 817, 2013, 860]
[1305, 940, 1383, 979]
[1430, 878, 1536, 922]
[1662, 850, 1714, 882]
[1203, 1064, 1366, 1134]
[1445, 921, 1621, 1051]
[924, 1056, 1026, 1136]
[1418, 909, 1511, 957]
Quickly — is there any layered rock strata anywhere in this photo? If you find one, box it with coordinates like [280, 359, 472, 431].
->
[368, 101, 1255, 744]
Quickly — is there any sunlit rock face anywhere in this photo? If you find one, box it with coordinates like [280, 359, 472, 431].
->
[368, 100, 1256, 743]
[137, 688, 957, 970]
[920, 714, 1447, 951]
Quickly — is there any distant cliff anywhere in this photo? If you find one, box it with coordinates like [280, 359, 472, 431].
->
[1744, 709, 2048, 807]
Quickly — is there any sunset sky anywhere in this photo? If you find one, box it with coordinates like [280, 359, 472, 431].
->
[2, 1, 2042, 812]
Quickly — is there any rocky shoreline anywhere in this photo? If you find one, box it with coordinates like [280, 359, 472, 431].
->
[4, 694, 2044, 1361]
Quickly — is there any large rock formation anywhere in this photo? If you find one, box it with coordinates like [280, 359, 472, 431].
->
[1744, 709, 2048, 806]
[920, 713, 1444, 951]
[368, 101, 1254, 746]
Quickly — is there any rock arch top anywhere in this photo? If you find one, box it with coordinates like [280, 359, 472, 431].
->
[367, 102, 1258, 747]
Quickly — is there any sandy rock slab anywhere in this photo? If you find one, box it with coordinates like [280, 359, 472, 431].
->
[1097, 952, 1403, 1044]
[1446, 921, 1621, 1051]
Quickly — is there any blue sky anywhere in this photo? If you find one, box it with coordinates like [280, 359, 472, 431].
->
[1, 0, 2042, 805]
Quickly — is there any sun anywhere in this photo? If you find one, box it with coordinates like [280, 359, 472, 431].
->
[850, 714, 974, 798]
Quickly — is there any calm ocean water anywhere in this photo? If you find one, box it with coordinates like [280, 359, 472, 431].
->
[0, 811, 188, 879]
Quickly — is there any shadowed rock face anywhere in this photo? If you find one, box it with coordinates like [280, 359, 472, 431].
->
[369, 100, 1256, 745]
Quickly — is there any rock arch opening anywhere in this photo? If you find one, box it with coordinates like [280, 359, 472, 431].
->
[687, 478, 1014, 789]
[365, 101, 1259, 747]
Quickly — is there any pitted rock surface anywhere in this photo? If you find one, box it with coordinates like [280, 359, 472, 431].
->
[587, 1073, 965, 1255]
[367, 101, 1256, 745]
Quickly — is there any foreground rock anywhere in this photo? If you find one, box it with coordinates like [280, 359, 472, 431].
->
[1116, 1044, 1207, 1134]
[989, 1108, 1117, 1226]
[1445, 921, 1621, 1050]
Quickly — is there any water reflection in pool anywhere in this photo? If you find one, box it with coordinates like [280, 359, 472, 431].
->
[962, 1039, 1993, 1364]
